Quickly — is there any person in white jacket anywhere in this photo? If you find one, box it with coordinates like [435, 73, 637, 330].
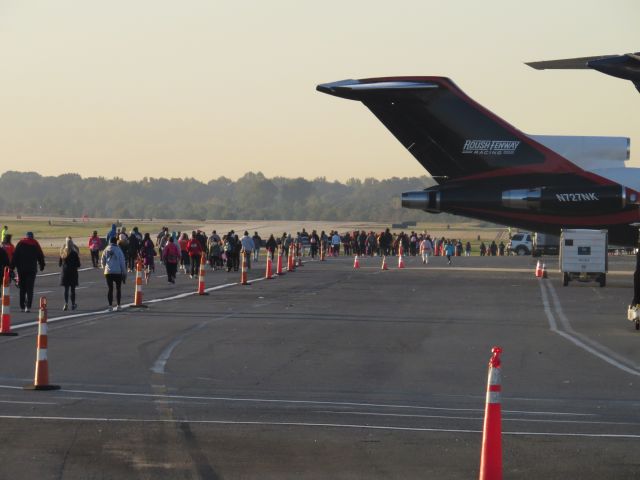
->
[101, 236, 127, 311]
[419, 236, 433, 264]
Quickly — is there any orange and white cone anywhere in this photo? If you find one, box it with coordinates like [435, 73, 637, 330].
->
[197, 253, 208, 295]
[265, 255, 273, 280]
[276, 249, 284, 276]
[131, 260, 148, 308]
[479, 346, 502, 480]
[353, 255, 360, 269]
[381, 256, 388, 271]
[241, 251, 249, 285]
[535, 261, 542, 278]
[398, 251, 405, 269]
[287, 245, 295, 272]
[24, 297, 60, 391]
[0, 267, 17, 336]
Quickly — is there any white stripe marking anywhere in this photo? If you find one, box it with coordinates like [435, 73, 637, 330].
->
[539, 281, 640, 377]
[9, 278, 265, 331]
[38, 267, 93, 278]
[150, 316, 233, 374]
[0, 385, 598, 417]
[0, 414, 637, 438]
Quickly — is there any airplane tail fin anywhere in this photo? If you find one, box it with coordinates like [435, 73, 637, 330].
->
[317, 77, 581, 182]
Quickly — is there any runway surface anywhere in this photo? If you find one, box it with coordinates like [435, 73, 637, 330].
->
[1, 254, 639, 479]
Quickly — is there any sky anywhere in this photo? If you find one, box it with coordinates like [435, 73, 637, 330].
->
[0, 0, 637, 183]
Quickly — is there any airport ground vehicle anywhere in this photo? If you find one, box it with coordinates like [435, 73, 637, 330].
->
[532, 233, 560, 256]
[507, 232, 532, 255]
[560, 229, 608, 287]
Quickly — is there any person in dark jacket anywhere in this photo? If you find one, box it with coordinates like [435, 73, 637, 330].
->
[59, 237, 81, 311]
[0, 245, 9, 277]
[11, 232, 45, 312]
[265, 234, 277, 260]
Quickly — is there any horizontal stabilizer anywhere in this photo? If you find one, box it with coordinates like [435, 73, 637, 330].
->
[526, 55, 618, 70]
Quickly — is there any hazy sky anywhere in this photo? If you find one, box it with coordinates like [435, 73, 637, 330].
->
[0, 0, 637, 182]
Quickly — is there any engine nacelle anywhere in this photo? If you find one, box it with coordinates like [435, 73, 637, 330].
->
[403, 184, 633, 216]
[502, 185, 628, 214]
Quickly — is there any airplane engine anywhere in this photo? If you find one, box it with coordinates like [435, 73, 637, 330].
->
[402, 184, 634, 216]
[502, 185, 630, 214]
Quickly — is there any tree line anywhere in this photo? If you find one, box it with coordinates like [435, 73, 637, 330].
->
[0, 171, 469, 223]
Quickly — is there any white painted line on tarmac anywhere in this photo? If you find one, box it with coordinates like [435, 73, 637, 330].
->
[0, 384, 597, 417]
[9, 275, 267, 331]
[150, 314, 233, 374]
[0, 400, 57, 405]
[38, 267, 94, 278]
[35, 290, 53, 295]
[320, 410, 637, 427]
[0, 414, 638, 438]
[539, 280, 640, 377]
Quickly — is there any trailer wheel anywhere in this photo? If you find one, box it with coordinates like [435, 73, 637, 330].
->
[599, 274, 606, 288]
[563, 272, 569, 286]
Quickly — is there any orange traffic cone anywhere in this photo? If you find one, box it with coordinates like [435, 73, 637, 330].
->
[353, 255, 360, 269]
[276, 249, 284, 275]
[130, 260, 148, 308]
[265, 255, 273, 279]
[381, 256, 388, 270]
[398, 252, 405, 269]
[241, 251, 249, 285]
[535, 260, 542, 278]
[0, 267, 17, 336]
[542, 263, 548, 279]
[287, 245, 295, 272]
[479, 346, 502, 480]
[197, 253, 208, 295]
[24, 297, 60, 391]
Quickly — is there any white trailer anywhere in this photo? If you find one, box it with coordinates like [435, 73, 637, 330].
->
[559, 229, 608, 287]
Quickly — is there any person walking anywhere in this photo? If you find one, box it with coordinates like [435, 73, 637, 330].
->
[59, 237, 81, 311]
[11, 232, 45, 312]
[445, 240, 455, 265]
[179, 232, 190, 274]
[101, 236, 127, 311]
[2, 234, 15, 263]
[419, 235, 433, 264]
[252, 231, 262, 262]
[88, 230, 101, 268]
[187, 231, 203, 278]
[265, 234, 277, 260]
[240, 231, 254, 269]
[162, 235, 180, 284]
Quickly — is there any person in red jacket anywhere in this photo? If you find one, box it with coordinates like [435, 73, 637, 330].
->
[186, 231, 203, 278]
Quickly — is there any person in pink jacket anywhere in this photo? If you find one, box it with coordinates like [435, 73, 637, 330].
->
[162, 235, 180, 284]
[88, 230, 102, 268]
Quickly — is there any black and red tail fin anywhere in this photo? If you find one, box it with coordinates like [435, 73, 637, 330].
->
[317, 77, 582, 183]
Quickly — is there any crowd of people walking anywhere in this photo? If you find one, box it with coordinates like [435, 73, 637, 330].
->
[0, 223, 510, 312]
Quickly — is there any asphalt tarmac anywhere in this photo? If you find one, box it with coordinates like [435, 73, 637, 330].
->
[1, 253, 639, 479]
